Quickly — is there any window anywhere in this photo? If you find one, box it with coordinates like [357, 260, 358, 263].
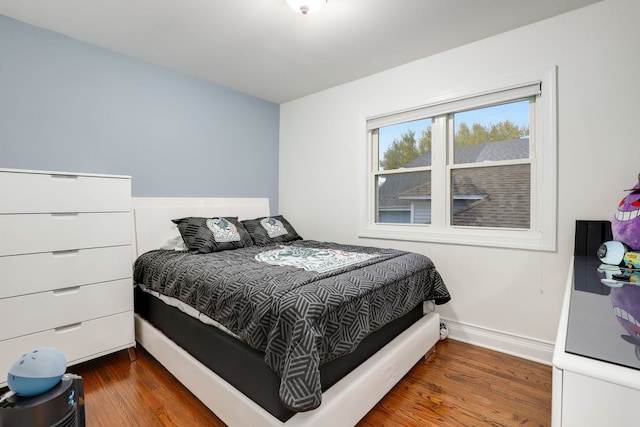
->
[362, 69, 557, 250]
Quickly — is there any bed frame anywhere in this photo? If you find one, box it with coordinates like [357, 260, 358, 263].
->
[132, 197, 440, 426]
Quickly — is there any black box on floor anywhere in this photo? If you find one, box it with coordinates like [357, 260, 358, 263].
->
[0, 374, 85, 427]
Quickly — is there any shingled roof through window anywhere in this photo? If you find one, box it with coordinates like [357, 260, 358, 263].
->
[378, 139, 530, 228]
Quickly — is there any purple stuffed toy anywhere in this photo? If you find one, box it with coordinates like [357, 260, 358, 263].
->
[610, 285, 640, 356]
[612, 173, 640, 250]
[608, 174, 640, 359]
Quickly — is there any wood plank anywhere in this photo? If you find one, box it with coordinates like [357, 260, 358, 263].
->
[67, 339, 551, 426]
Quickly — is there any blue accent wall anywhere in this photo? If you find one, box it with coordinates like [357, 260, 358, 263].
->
[0, 15, 280, 213]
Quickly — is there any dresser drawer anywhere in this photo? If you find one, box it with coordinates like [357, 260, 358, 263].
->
[0, 245, 132, 299]
[0, 311, 134, 384]
[0, 279, 133, 341]
[0, 170, 130, 213]
[0, 212, 131, 256]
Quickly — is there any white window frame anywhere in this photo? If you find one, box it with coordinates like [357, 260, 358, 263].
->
[360, 67, 557, 251]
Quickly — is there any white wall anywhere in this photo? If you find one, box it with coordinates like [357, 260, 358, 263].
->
[279, 0, 640, 362]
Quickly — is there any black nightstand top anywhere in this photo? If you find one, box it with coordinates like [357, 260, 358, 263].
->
[566, 256, 640, 370]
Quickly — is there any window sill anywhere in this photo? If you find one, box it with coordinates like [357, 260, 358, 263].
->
[359, 225, 556, 251]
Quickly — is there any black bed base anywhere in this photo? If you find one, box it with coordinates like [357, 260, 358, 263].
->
[134, 286, 423, 421]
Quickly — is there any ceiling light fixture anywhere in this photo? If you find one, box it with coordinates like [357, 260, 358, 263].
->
[286, 0, 326, 15]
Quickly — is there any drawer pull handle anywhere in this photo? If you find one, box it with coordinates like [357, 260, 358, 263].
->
[55, 322, 81, 334]
[51, 213, 79, 219]
[52, 250, 80, 257]
[50, 174, 78, 181]
[53, 286, 80, 296]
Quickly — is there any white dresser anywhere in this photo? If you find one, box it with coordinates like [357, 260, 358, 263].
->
[552, 256, 640, 426]
[0, 168, 135, 387]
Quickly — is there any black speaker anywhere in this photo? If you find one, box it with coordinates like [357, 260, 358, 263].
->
[574, 220, 612, 257]
[0, 374, 85, 427]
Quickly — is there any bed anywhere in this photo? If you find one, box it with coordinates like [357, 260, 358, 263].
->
[132, 197, 450, 426]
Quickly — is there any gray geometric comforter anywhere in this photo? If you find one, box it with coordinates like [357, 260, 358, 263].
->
[133, 240, 450, 411]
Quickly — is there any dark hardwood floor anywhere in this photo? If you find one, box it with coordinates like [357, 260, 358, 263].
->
[71, 339, 551, 426]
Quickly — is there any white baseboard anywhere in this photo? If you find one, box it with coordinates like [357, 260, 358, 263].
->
[441, 318, 554, 366]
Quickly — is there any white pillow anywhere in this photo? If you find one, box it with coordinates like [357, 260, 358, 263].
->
[160, 234, 188, 251]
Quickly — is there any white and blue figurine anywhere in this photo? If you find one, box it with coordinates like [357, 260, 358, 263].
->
[7, 347, 67, 397]
[439, 322, 449, 340]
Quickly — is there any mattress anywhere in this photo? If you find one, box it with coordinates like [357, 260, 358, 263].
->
[134, 240, 449, 412]
[134, 286, 426, 421]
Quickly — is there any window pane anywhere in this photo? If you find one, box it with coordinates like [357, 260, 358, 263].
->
[376, 170, 431, 224]
[377, 118, 432, 171]
[453, 100, 529, 165]
[451, 164, 530, 228]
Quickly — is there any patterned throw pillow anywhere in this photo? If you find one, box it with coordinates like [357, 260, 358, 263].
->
[171, 217, 253, 253]
[242, 215, 302, 246]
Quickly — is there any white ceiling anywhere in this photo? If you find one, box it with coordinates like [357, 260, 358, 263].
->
[0, 0, 601, 104]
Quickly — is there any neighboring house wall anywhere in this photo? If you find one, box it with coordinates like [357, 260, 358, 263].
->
[413, 202, 430, 224]
[280, 0, 639, 360]
[0, 15, 280, 214]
